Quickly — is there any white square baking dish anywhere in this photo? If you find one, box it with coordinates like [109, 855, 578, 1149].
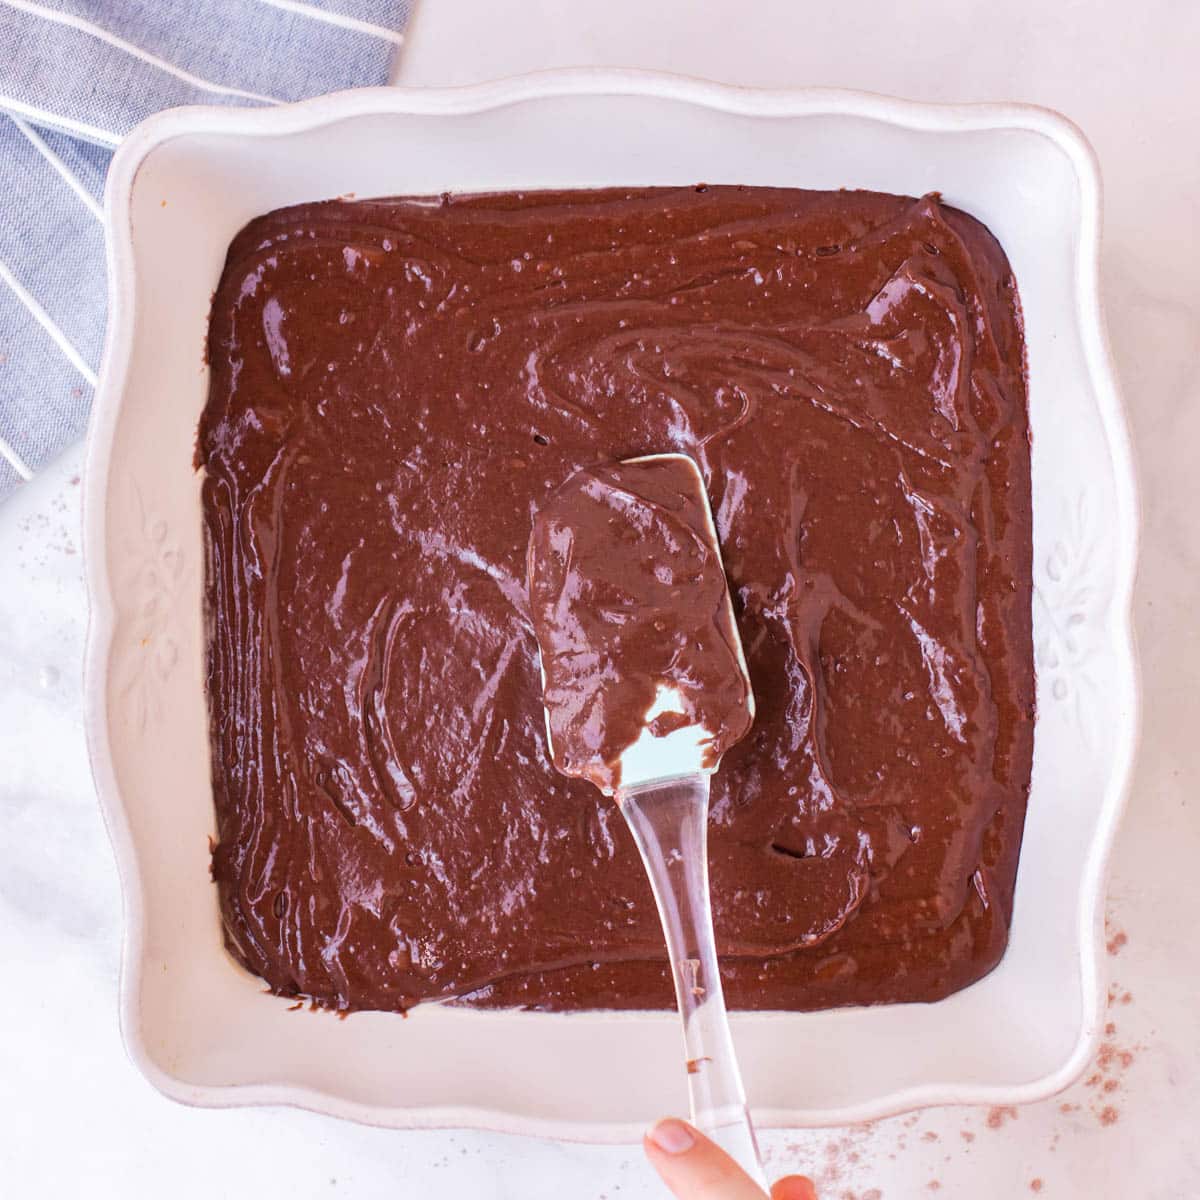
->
[83, 70, 1138, 1137]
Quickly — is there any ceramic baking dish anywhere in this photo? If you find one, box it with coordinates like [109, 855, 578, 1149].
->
[83, 70, 1138, 1138]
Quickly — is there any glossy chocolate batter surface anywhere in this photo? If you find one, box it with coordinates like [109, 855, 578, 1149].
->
[199, 185, 1033, 1013]
[528, 454, 754, 795]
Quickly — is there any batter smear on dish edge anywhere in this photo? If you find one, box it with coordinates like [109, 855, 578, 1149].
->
[198, 185, 1034, 1013]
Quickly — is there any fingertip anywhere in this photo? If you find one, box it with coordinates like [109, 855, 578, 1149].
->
[643, 1118, 770, 1199]
[645, 1117, 699, 1156]
[770, 1175, 819, 1200]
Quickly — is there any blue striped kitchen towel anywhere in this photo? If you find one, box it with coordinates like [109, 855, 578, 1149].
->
[0, 0, 412, 497]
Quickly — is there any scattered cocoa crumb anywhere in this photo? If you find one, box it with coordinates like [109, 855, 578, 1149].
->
[1095, 1041, 1136, 1074]
[1074, 1027, 1142, 1126]
[1121, 991, 1133, 1005]
[921, 1131, 939, 1143]
[287, 1000, 303, 1011]
[814, 1138, 848, 1188]
[1106, 930, 1128, 956]
[1030, 1180, 1044, 1193]
[1059, 1103, 1079, 1114]
[927, 1183, 941, 1192]
[986, 1106, 1018, 1129]
[960, 1131, 975, 1143]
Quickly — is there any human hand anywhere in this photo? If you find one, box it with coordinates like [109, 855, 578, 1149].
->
[644, 1118, 818, 1200]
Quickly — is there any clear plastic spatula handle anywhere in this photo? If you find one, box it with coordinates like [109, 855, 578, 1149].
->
[618, 772, 768, 1191]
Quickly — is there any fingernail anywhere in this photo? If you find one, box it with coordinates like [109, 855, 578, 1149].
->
[647, 1118, 696, 1155]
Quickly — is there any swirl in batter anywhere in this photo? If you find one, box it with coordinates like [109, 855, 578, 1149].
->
[200, 186, 1033, 1012]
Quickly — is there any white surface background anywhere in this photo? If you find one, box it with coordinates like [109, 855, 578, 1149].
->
[1, 1, 1196, 1196]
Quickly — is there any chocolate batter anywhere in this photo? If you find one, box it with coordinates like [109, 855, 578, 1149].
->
[199, 185, 1033, 1013]
[528, 454, 754, 794]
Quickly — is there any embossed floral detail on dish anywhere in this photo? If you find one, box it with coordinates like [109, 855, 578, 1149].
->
[115, 479, 187, 730]
[1034, 492, 1102, 744]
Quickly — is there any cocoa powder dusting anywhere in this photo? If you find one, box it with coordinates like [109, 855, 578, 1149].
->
[1105, 917, 1128, 957]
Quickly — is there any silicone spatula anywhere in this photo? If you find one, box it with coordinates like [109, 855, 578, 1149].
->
[528, 452, 767, 1188]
